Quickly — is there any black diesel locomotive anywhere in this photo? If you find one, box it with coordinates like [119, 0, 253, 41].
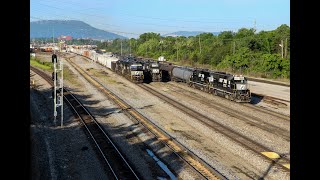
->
[114, 56, 144, 83]
[141, 59, 162, 82]
[160, 63, 251, 102]
[191, 69, 251, 102]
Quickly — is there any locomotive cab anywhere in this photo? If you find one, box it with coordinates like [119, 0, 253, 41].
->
[130, 63, 144, 71]
[232, 75, 251, 102]
[233, 76, 248, 90]
[150, 62, 161, 81]
[130, 63, 144, 82]
[151, 62, 160, 73]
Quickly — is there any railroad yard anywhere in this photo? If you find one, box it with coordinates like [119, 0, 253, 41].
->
[30, 52, 290, 179]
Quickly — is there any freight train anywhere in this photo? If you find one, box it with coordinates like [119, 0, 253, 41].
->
[159, 63, 251, 102]
[68, 47, 250, 102]
[72, 47, 162, 83]
[69, 48, 144, 83]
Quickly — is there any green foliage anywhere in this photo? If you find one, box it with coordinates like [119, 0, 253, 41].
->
[97, 24, 290, 79]
[260, 54, 290, 78]
[218, 47, 252, 69]
[30, 57, 53, 70]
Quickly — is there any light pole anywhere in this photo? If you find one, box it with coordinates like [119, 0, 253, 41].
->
[199, 35, 201, 55]
[160, 40, 163, 56]
[279, 40, 284, 58]
[121, 39, 123, 56]
[129, 39, 131, 56]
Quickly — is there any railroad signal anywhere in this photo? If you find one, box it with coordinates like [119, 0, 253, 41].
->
[52, 72, 58, 81]
[52, 54, 57, 63]
[52, 54, 64, 127]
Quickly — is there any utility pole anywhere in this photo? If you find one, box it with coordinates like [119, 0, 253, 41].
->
[176, 40, 179, 61]
[52, 28, 55, 53]
[121, 39, 123, 56]
[177, 45, 178, 61]
[160, 40, 163, 56]
[53, 28, 54, 44]
[279, 40, 284, 58]
[233, 41, 236, 55]
[129, 39, 131, 55]
[285, 38, 288, 58]
[199, 35, 202, 54]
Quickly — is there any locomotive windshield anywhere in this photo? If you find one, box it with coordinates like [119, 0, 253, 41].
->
[234, 76, 247, 84]
[130, 64, 143, 71]
[151, 63, 159, 68]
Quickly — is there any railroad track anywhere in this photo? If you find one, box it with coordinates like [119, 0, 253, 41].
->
[137, 83, 291, 172]
[147, 83, 290, 141]
[246, 77, 290, 87]
[242, 103, 290, 121]
[64, 57, 227, 180]
[30, 66, 140, 180]
[170, 82, 290, 121]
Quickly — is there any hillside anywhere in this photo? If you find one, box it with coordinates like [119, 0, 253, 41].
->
[30, 20, 126, 40]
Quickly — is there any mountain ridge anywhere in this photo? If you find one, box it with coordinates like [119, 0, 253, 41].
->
[30, 20, 126, 40]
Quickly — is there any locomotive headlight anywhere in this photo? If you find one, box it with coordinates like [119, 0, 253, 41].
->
[152, 69, 159, 73]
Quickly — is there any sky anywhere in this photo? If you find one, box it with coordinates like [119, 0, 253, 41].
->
[30, 0, 290, 38]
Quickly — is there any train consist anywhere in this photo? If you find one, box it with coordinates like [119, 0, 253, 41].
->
[68, 47, 250, 102]
[68, 47, 161, 83]
[159, 63, 251, 102]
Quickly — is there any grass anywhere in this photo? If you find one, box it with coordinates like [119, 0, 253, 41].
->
[87, 69, 118, 84]
[30, 59, 53, 71]
[63, 66, 81, 86]
[30, 56, 81, 86]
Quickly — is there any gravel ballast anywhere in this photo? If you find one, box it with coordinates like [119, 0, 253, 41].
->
[61, 53, 290, 179]
[30, 70, 110, 179]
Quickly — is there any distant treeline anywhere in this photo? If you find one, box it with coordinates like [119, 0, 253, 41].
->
[97, 24, 290, 79]
[31, 38, 100, 45]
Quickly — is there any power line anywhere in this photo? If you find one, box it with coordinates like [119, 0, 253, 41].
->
[32, 3, 242, 30]
[31, 15, 283, 42]
[38, 0, 255, 24]
[34, 0, 285, 33]
[31, 12, 174, 36]
[32, 2, 259, 32]
[30, 15, 141, 36]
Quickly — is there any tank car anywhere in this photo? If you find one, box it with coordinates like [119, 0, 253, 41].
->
[171, 66, 194, 83]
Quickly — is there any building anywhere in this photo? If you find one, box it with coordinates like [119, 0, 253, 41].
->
[58, 35, 72, 41]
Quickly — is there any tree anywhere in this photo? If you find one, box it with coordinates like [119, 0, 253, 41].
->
[96, 24, 290, 79]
